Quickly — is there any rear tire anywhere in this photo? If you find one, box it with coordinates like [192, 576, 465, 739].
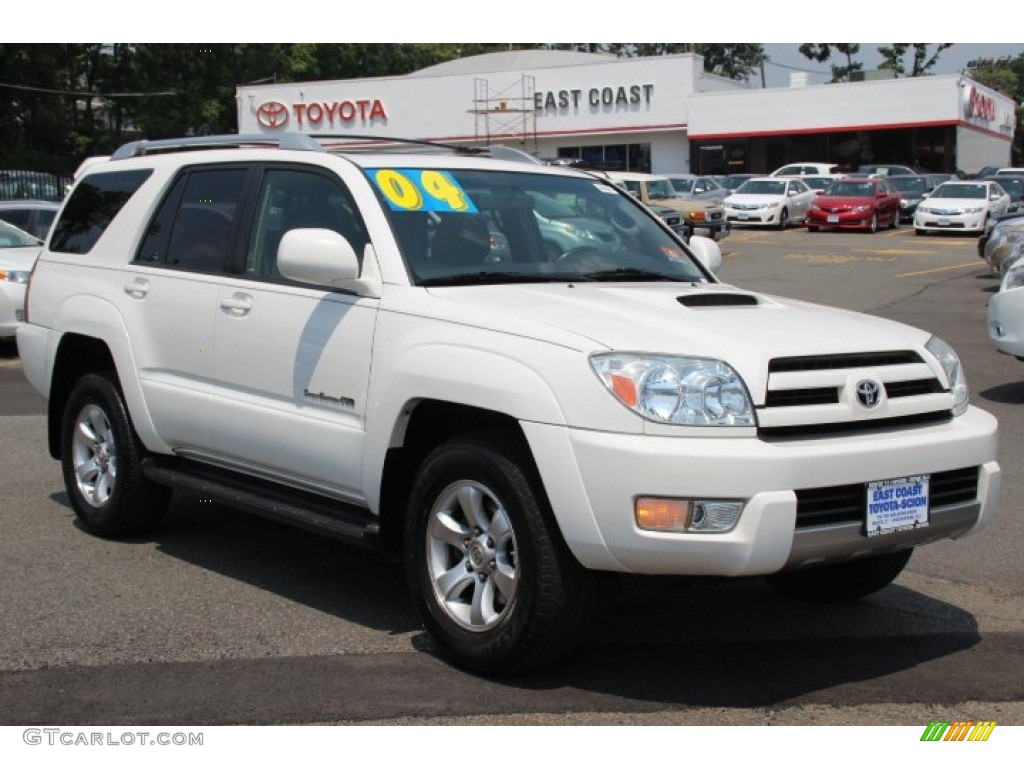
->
[60, 372, 169, 537]
[405, 434, 595, 674]
[766, 549, 913, 603]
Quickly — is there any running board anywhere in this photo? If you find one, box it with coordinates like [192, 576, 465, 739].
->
[141, 458, 380, 549]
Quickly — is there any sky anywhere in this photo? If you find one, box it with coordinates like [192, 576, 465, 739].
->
[759, 44, 1024, 88]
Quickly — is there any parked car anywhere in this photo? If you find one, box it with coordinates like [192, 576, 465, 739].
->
[791, 174, 837, 192]
[605, 171, 729, 240]
[805, 178, 901, 232]
[886, 175, 937, 223]
[714, 174, 758, 192]
[770, 162, 841, 177]
[913, 180, 1012, 236]
[664, 174, 725, 204]
[17, 131, 999, 674]
[488, 192, 624, 261]
[980, 215, 1024, 275]
[0, 169, 66, 202]
[976, 175, 1024, 212]
[722, 177, 816, 228]
[988, 256, 1024, 360]
[857, 164, 925, 177]
[0, 200, 61, 241]
[0, 219, 42, 340]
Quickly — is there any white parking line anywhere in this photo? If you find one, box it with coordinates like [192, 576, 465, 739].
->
[897, 262, 981, 278]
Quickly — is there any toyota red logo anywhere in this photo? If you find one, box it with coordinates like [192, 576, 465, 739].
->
[256, 101, 289, 129]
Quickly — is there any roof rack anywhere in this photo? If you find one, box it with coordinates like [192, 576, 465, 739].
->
[110, 132, 323, 160]
[109, 132, 545, 167]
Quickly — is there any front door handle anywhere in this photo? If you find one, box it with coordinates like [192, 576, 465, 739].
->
[219, 293, 253, 315]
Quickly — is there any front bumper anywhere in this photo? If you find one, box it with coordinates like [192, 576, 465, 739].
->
[915, 210, 987, 233]
[806, 209, 876, 229]
[725, 207, 785, 226]
[0, 283, 26, 339]
[523, 407, 999, 576]
[687, 213, 729, 240]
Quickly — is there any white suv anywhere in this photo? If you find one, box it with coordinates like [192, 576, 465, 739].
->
[18, 133, 1000, 674]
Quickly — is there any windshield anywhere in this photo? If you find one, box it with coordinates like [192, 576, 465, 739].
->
[736, 180, 786, 196]
[645, 179, 675, 200]
[720, 176, 753, 190]
[367, 168, 708, 286]
[887, 177, 927, 193]
[667, 178, 695, 194]
[932, 183, 986, 199]
[0, 219, 42, 248]
[827, 182, 876, 197]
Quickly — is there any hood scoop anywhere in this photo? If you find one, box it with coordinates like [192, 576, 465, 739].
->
[677, 293, 759, 308]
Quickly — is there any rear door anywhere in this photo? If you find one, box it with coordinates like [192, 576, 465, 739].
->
[121, 164, 253, 450]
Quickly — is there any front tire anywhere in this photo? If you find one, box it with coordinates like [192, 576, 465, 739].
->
[766, 549, 913, 603]
[60, 372, 169, 537]
[405, 434, 595, 674]
[776, 208, 789, 230]
[867, 212, 879, 233]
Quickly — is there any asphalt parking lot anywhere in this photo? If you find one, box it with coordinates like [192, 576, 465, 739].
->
[1, 224, 1022, 727]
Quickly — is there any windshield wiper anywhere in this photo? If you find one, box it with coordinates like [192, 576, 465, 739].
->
[581, 268, 687, 282]
[420, 271, 574, 287]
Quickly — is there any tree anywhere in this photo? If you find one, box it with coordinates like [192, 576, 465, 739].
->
[877, 44, 953, 77]
[623, 43, 766, 80]
[797, 43, 863, 82]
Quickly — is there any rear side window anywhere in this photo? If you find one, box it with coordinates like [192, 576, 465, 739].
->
[50, 169, 152, 254]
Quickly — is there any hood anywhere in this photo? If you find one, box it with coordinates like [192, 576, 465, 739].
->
[725, 194, 785, 206]
[921, 197, 990, 210]
[814, 195, 876, 207]
[425, 282, 930, 402]
[0, 245, 41, 271]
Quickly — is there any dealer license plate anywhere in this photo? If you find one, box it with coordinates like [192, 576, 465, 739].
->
[865, 475, 930, 537]
[937, 218, 951, 226]
[827, 215, 839, 223]
[738, 213, 749, 221]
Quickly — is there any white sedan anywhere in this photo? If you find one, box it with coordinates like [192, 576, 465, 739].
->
[0, 220, 42, 340]
[722, 177, 816, 228]
[914, 180, 1011, 236]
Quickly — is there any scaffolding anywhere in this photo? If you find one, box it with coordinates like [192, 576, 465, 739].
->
[470, 76, 538, 154]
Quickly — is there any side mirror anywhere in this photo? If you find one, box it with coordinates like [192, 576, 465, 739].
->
[278, 228, 359, 286]
[688, 235, 722, 275]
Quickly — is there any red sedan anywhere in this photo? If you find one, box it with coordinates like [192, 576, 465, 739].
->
[805, 178, 901, 232]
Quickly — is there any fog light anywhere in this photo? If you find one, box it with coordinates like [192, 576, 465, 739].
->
[635, 497, 743, 533]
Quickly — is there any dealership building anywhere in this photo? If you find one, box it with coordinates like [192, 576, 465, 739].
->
[236, 49, 1017, 176]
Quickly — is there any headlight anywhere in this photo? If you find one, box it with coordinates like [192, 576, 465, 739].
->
[855, 205, 872, 212]
[1002, 259, 1024, 291]
[0, 269, 31, 284]
[810, 204, 821, 211]
[925, 336, 969, 416]
[591, 353, 756, 426]
[963, 207, 983, 214]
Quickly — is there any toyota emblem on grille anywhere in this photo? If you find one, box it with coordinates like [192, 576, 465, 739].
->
[856, 379, 882, 408]
[256, 101, 289, 129]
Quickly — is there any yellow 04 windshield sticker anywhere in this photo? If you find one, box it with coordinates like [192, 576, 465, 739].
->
[371, 169, 478, 213]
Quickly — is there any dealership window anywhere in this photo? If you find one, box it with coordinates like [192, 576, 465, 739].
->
[557, 143, 651, 172]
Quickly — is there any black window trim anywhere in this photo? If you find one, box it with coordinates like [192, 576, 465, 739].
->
[132, 162, 258, 276]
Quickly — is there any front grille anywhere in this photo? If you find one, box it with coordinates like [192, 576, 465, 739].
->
[795, 466, 979, 529]
[769, 351, 923, 373]
[924, 222, 966, 229]
[709, 212, 722, 221]
[759, 411, 952, 440]
[886, 379, 945, 398]
[765, 387, 838, 407]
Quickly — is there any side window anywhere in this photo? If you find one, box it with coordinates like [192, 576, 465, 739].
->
[50, 169, 152, 254]
[164, 169, 248, 272]
[244, 168, 368, 280]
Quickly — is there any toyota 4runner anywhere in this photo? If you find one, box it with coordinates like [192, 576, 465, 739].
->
[18, 133, 1000, 674]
